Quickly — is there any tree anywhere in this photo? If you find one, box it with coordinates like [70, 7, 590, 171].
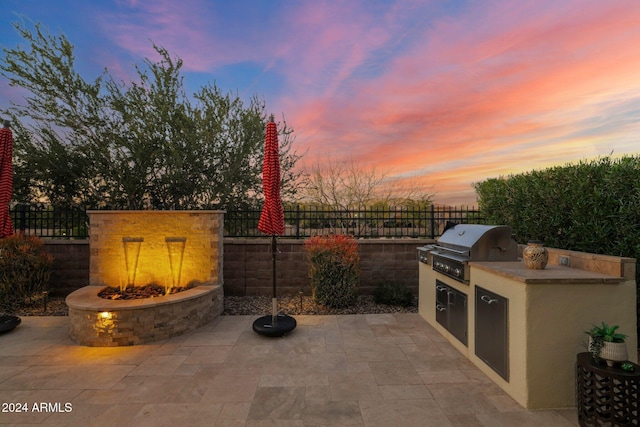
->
[0, 20, 302, 210]
[303, 157, 432, 209]
[301, 157, 432, 235]
[304, 158, 389, 210]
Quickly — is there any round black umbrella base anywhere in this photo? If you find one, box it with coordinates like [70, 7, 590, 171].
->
[252, 314, 297, 337]
[0, 315, 21, 334]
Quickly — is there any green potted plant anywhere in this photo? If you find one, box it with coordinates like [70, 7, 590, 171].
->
[585, 322, 628, 367]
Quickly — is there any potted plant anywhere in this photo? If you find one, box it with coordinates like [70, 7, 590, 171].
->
[585, 322, 628, 367]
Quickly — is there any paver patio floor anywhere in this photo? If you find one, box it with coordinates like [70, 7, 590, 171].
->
[0, 314, 578, 426]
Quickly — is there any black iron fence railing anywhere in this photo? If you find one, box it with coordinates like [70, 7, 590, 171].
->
[9, 204, 89, 239]
[8, 204, 485, 239]
[226, 205, 485, 239]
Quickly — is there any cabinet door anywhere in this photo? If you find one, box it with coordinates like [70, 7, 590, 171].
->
[448, 288, 468, 346]
[475, 286, 508, 381]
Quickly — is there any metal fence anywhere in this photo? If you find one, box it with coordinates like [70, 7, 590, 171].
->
[9, 205, 89, 239]
[9, 204, 485, 239]
[226, 205, 485, 239]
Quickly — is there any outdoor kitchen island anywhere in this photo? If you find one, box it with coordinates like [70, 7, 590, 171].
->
[419, 245, 638, 410]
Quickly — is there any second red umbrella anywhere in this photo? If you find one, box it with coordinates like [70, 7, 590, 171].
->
[253, 116, 296, 337]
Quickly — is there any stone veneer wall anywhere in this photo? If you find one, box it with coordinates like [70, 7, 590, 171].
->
[67, 285, 223, 346]
[87, 210, 224, 288]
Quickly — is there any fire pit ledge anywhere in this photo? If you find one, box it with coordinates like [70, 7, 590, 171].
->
[66, 284, 223, 346]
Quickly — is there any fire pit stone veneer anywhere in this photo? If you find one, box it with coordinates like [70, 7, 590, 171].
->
[67, 210, 225, 346]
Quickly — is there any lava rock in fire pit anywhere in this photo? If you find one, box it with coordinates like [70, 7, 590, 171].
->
[98, 284, 193, 300]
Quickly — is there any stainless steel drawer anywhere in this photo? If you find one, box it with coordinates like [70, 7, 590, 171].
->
[435, 280, 467, 346]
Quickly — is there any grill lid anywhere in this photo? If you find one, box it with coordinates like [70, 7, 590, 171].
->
[434, 223, 517, 262]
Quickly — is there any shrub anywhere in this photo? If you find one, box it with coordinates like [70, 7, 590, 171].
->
[0, 234, 53, 311]
[373, 281, 415, 307]
[474, 156, 640, 255]
[474, 155, 640, 340]
[305, 234, 360, 308]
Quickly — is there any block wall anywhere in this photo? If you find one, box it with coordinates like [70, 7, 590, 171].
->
[223, 238, 434, 296]
[44, 240, 90, 296]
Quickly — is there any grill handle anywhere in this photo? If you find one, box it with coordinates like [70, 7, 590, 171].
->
[480, 295, 498, 305]
[436, 304, 447, 312]
[433, 247, 469, 256]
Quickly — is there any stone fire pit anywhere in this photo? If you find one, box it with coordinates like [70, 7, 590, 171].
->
[67, 284, 222, 346]
[66, 210, 225, 346]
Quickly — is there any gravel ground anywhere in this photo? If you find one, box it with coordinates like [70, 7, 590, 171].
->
[5, 294, 418, 317]
[3, 296, 69, 317]
[222, 295, 418, 316]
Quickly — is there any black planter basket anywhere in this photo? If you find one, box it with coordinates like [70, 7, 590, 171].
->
[0, 315, 21, 334]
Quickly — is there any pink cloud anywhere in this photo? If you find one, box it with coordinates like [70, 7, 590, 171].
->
[273, 2, 401, 97]
[285, 0, 640, 205]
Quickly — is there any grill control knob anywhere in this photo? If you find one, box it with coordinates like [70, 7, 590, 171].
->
[444, 265, 450, 273]
[453, 268, 461, 277]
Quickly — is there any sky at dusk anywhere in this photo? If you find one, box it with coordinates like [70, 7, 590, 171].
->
[1, 0, 639, 205]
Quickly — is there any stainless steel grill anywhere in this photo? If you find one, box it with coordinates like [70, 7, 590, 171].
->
[426, 223, 518, 283]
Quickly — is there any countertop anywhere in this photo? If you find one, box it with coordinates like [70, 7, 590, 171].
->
[469, 261, 626, 284]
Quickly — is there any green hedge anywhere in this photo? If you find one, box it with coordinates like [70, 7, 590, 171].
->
[474, 155, 640, 337]
[475, 156, 640, 253]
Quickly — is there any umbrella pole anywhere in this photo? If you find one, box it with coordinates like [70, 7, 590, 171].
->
[271, 235, 278, 323]
[252, 233, 296, 337]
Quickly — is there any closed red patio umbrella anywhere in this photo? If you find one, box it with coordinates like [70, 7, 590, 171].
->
[257, 116, 285, 236]
[0, 120, 13, 238]
[0, 120, 21, 332]
[253, 116, 296, 337]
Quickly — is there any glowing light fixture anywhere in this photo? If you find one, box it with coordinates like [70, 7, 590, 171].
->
[122, 237, 143, 289]
[165, 237, 187, 294]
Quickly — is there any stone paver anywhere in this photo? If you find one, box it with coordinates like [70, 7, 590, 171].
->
[0, 315, 578, 426]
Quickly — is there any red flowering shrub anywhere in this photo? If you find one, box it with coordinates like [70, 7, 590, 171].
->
[0, 235, 53, 311]
[304, 234, 360, 308]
